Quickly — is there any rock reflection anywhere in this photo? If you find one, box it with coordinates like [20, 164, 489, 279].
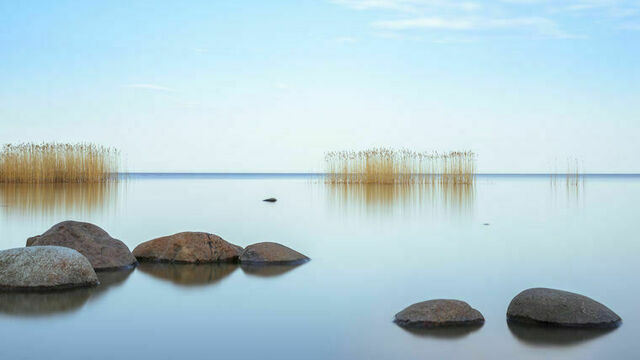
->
[326, 183, 474, 214]
[0, 268, 133, 317]
[0, 182, 121, 218]
[399, 324, 483, 339]
[137, 262, 238, 286]
[507, 321, 616, 347]
[240, 263, 303, 278]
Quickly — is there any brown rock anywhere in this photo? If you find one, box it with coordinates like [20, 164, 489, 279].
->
[0, 246, 99, 291]
[27, 221, 136, 271]
[133, 232, 242, 263]
[239, 242, 309, 265]
[394, 299, 485, 328]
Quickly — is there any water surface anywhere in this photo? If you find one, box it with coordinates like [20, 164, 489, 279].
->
[0, 174, 638, 359]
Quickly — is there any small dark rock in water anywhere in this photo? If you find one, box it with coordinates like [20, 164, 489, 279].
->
[240, 242, 309, 265]
[0, 246, 98, 291]
[133, 232, 243, 263]
[507, 288, 621, 328]
[483, 223, 490, 226]
[394, 299, 485, 328]
[27, 220, 137, 271]
[263, 198, 277, 202]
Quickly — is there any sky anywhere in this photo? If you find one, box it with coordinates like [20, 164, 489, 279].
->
[0, 0, 639, 173]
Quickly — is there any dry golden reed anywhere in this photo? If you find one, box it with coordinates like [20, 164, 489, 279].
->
[325, 148, 476, 184]
[0, 143, 120, 183]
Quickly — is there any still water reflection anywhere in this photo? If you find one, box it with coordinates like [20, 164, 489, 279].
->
[0, 182, 121, 218]
[0, 174, 638, 359]
[0, 269, 132, 316]
[325, 183, 475, 215]
[137, 263, 238, 286]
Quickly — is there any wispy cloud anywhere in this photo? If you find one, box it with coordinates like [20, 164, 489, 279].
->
[125, 84, 176, 92]
[373, 16, 574, 38]
[332, 0, 640, 37]
[333, 0, 481, 12]
[620, 22, 640, 30]
[335, 36, 358, 43]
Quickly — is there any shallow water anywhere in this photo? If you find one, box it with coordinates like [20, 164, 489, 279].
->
[0, 174, 639, 359]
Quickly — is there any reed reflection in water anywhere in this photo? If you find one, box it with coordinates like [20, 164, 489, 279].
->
[326, 182, 475, 215]
[0, 182, 122, 218]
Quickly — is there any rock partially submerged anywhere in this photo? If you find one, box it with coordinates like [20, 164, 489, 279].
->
[133, 232, 242, 263]
[263, 198, 277, 202]
[239, 242, 309, 265]
[507, 288, 621, 328]
[27, 220, 136, 271]
[394, 300, 485, 328]
[0, 246, 98, 291]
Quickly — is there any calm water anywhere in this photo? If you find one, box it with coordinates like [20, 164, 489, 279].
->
[0, 174, 639, 359]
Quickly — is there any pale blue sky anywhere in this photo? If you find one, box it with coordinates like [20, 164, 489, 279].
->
[1, 0, 639, 173]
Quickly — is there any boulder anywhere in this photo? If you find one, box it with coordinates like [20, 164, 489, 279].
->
[507, 288, 621, 328]
[27, 220, 136, 271]
[133, 232, 242, 263]
[239, 242, 309, 265]
[394, 299, 485, 328]
[0, 246, 98, 291]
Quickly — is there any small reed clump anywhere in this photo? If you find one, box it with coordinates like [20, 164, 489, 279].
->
[325, 148, 476, 184]
[550, 157, 584, 187]
[0, 143, 120, 183]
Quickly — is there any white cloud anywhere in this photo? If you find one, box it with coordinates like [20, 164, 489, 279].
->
[125, 84, 176, 92]
[332, 0, 640, 36]
[373, 16, 574, 37]
[332, 0, 481, 12]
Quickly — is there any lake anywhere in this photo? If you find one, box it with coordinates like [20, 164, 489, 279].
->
[0, 174, 638, 359]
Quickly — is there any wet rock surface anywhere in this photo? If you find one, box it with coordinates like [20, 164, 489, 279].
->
[133, 232, 242, 263]
[27, 220, 136, 271]
[0, 246, 98, 291]
[394, 299, 485, 328]
[507, 288, 621, 328]
[239, 242, 309, 265]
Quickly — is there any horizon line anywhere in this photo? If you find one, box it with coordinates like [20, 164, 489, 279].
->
[119, 172, 640, 176]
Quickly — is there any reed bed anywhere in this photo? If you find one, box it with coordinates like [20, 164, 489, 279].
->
[325, 148, 476, 184]
[0, 143, 119, 183]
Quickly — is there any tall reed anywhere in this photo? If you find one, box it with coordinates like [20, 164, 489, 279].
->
[324, 148, 476, 184]
[0, 143, 120, 183]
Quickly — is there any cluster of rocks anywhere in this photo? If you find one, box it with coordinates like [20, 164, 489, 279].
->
[394, 288, 621, 333]
[0, 220, 309, 292]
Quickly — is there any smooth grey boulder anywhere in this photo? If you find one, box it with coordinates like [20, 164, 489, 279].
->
[507, 288, 621, 328]
[394, 299, 485, 328]
[0, 246, 99, 291]
[27, 220, 136, 271]
[239, 242, 309, 265]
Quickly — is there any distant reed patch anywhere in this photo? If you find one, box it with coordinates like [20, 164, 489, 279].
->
[324, 148, 476, 184]
[0, 143, 120, 183]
